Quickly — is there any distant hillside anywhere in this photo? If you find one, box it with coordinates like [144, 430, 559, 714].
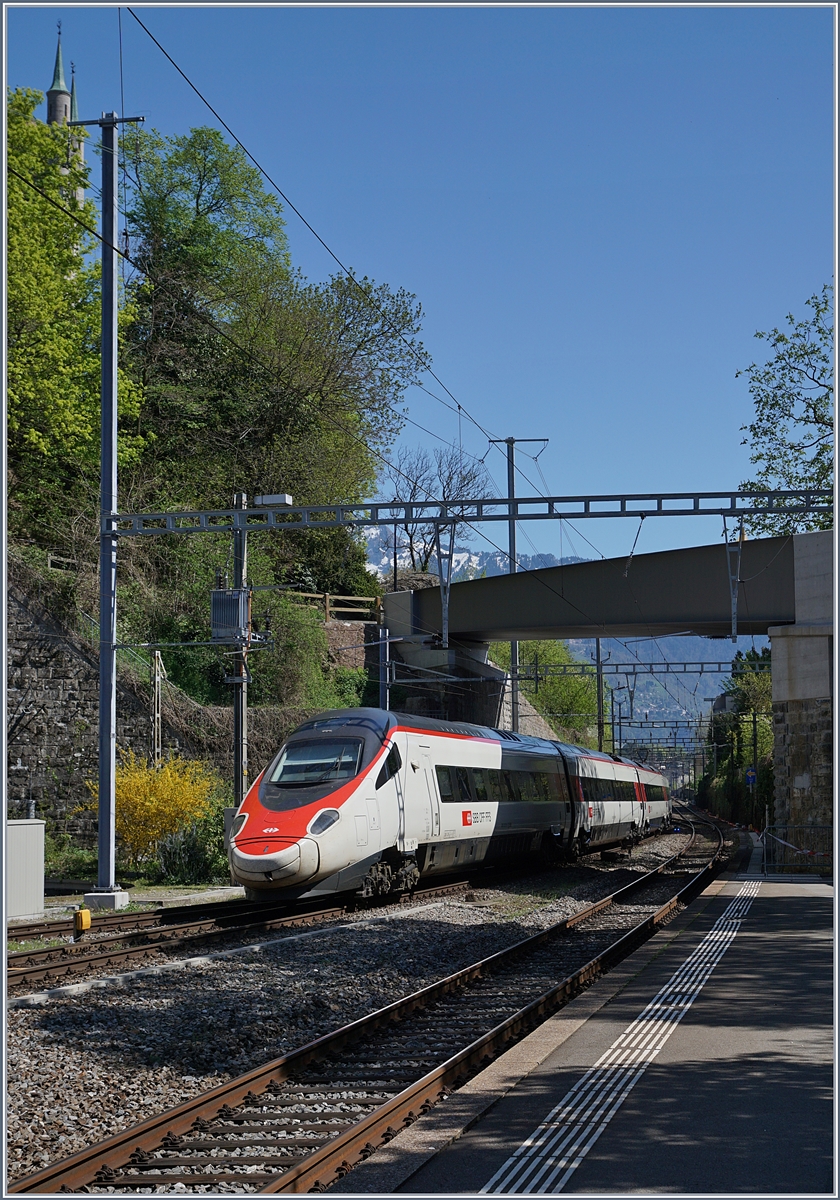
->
[566, 635, 769, 725]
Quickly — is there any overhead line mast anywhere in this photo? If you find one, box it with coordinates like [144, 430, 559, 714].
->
[68, 108, 144, 905]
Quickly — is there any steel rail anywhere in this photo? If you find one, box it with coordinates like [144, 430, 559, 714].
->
[6, 907, 344, 983]
[264, 827, 723, 1195]
[6, 881, 470, 988]
[8, 828, 725, 1194]
[7, 897, 279, 942]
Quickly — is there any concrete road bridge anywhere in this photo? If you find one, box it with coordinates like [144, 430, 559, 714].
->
[383, 530, 832, 827]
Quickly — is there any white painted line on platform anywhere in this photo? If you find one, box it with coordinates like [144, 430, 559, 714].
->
[481, 880, 761, 1195]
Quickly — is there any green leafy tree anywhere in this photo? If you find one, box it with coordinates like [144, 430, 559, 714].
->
[122, 126, 428, 513]
[490, 640, 600, 745]
[7, 88, 145, 541]
[699, 648, 773, 826]
[10, 108, 426, 716]
[738, 285, 834, 535]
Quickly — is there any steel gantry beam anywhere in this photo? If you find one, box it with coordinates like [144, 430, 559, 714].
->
[516, 660, 770, 679]
[108, 489, 832, 537]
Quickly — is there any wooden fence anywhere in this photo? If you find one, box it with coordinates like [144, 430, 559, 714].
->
[286, 592, 381, 621]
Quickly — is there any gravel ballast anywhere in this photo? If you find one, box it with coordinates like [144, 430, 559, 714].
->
[7, 834, 696, 1183]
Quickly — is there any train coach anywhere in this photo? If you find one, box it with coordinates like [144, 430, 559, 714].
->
[228, 708, 671, 900]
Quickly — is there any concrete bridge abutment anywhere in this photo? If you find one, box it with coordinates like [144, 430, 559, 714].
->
[768, 530, 833, 827]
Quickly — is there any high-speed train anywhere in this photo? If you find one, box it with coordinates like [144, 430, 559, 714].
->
[228, 708, 671, 900]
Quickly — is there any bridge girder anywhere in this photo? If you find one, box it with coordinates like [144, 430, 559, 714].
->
[384, 536, 796, 642]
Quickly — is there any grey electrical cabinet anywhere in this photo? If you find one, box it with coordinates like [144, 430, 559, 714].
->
[6, 819, 45, 919]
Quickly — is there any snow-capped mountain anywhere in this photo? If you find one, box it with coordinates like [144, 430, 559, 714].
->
[363, 527, 585, 580]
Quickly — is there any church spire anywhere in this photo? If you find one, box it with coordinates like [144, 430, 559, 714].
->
[47, 23, 71, 125]
[70, 62, 79, 122]
[49, 24, 68, 94]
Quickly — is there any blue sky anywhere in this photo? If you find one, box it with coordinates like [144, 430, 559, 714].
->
[6, 5, 835, 564]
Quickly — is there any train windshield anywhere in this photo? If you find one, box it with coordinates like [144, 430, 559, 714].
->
[268, 739, 364, 787]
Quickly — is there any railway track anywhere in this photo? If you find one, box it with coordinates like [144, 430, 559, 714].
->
[7, 830, 676, 989]
[10, 821, 726, 1194]
[6, 881, 471, 991]
[7, 896, 320, 943]
[8, 828, 675, 946]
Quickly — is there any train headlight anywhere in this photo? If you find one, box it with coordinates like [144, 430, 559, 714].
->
[230, 814, 247, 839]
[309, 809, 340, 835]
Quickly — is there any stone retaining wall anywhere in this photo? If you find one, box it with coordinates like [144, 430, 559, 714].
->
[772, 697, 833, 826]
[6, 582, 313, 839]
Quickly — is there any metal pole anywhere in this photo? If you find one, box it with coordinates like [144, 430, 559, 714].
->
[151, 650, 163, 767]
[233, 493, 248, 808]
[609, 686, 615, 753]
[506, 438, 519, 733]
[596, 638, 604, 752]
[379, 625, 389, 710]
[752, 709, 759, 826]
[67, 109, 143, 898]
[97, 114, 119, 893]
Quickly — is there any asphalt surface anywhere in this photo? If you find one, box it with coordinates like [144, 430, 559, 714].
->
[386, 875, 834, 1196]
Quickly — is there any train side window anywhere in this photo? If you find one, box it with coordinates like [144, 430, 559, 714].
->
[501, 771, 520, 802]
[517, 772, 539, 803]
[581, 777, 601, 805]
[376, 743, 402, 790]
[555, 771, 570, 804]
[536, 772, 556, 802]
[455, 766, 473, 804]
[484, 770, 504, 804]
[472, 769, 489, 803]
[435, 765, 456, 801]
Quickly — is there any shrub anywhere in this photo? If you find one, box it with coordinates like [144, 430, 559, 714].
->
[43, 833, 98, 881]
[84, 751, 220, 867]
[156, 825, 212, 885]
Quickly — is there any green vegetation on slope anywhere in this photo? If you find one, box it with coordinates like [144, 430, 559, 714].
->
[490, 640, 601, 746]
[7, 93, 425, 711]
[697, 648, 773, 827]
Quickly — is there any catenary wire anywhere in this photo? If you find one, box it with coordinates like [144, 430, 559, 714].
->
[125, 8, 575, 516]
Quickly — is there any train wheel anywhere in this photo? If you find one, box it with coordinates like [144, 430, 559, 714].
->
[358, 861, 393, 899]
[566, 835, 586, 862]
[391, 858, 420, 893]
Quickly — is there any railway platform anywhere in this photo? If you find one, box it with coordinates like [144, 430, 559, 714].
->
[333, 858, 834, 1195]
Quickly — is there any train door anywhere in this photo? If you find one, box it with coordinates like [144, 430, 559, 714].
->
[364, 796, 382, 854]
[633, 772, 647, 834]
[419, 746, 441, 842]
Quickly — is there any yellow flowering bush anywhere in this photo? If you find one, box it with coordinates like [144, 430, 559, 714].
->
[85, 752, 218, 866]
